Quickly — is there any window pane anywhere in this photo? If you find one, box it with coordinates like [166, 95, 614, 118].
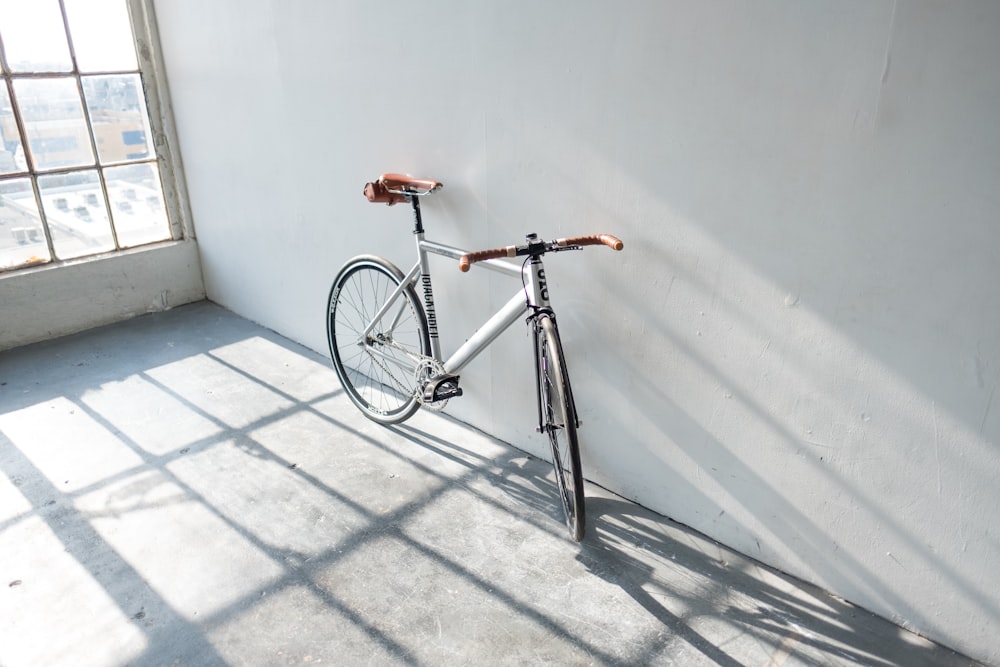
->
[38, 169, 114, 258]
[82, 74, 153, 164]
[105, 162, 169, 247]
[64, 0, 138, 72]
[0, 0, 176, 273]
[13, 77, 95, 170]
[0, 84, 26, 174]
[0, 177, 50, 270]
[0, 0, 73, 73]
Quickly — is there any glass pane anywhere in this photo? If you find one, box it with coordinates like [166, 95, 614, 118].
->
[64, 0, 138, 72]
[13, 78, 95, 170]
[0, 0, 73, 72]
[105, 162, 170, 247]
[38, 169, 115, 258]
[0, 84, 27, 174]
[82, 74, 153, 164]
[0, 177, 51, 270]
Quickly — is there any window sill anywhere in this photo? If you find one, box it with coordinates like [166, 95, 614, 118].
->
[0, 239, 205, 351]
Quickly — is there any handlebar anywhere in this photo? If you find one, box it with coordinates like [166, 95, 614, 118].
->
[458, 233, 623, 272]
[555, 234, 624, 251]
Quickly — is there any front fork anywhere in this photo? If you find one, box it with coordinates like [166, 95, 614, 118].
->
[532, 310, 549, 434]
[531, 310, 582, 435]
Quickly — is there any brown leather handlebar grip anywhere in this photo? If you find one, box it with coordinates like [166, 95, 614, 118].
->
[458, 234, 623, 272]
[555, 234, 624, 251]
[459, 246, 517, 272]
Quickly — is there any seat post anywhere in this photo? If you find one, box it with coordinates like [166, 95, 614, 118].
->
[410, 195, 425, 235]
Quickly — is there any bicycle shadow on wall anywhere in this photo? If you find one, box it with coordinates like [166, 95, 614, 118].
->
[585, 229, 1000, 622]
[557, 225, 996, 662]
[579, 496, 968, 667]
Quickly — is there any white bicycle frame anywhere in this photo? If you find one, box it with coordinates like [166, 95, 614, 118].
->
[359, 231, 550, 377]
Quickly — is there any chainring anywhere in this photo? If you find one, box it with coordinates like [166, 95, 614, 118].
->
[415, 358, 450, 412]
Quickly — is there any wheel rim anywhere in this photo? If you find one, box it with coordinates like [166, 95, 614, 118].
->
[540, 320, 583, 538]
[329, 263, 426, 420]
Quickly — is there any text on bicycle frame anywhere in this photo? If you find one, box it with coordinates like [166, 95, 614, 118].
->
[421, 273, 439, 339]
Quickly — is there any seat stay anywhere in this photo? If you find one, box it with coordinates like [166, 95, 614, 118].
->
[359, 261, 422, 342]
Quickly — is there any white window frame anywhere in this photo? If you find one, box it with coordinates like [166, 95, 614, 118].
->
[127, 0, 193, 242]
[0, 0, 192, 273]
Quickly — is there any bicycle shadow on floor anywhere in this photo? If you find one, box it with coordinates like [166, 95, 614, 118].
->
[578, 496, 975, 667]
[390, 419, 580, 537]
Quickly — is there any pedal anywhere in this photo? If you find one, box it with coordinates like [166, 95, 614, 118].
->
[422, 374, 463, 402]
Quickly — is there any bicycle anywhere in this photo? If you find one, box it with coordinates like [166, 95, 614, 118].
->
[326, 173, 623, 541]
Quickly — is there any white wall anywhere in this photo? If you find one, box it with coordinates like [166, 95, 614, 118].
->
[152, 1, 1000, 661]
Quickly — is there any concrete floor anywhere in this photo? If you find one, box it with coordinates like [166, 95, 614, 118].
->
[0, 301, 983, 667]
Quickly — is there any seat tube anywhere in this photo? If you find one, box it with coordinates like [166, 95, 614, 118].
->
[414, 230, 442, 360]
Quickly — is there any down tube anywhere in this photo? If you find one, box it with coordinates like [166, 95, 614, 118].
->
[443, 291, 529, 375]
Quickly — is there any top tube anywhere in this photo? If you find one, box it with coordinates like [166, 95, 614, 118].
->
[410, 234, 546, 374]
[419, 239, 523, 279]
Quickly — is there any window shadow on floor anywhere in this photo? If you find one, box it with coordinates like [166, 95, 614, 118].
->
[0, 302, 984, 666]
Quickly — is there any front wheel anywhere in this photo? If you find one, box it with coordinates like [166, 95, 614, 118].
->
[327, 256, 430, 424]
[536, 314, 586, 541]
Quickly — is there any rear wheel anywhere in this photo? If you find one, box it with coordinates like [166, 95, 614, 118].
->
[536, 314, 585, 541]
[327, 256, 430, 424]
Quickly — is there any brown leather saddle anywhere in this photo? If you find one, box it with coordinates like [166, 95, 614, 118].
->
[363, 173, 442, 206]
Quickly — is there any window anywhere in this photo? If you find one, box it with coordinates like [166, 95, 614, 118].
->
[0, 0, 179, 272]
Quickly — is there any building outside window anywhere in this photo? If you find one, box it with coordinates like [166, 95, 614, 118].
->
[0, 0, 178, 272]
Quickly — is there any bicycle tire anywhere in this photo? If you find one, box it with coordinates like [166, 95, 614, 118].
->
[536, 314, 586, 541]
[327, 255, 430, 425]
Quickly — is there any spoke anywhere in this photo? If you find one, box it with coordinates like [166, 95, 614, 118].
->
[329, 261, 428, 423]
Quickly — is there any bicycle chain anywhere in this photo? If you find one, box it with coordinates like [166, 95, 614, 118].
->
[360, 341, 450, 412]
[361, 338, 420, 401]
